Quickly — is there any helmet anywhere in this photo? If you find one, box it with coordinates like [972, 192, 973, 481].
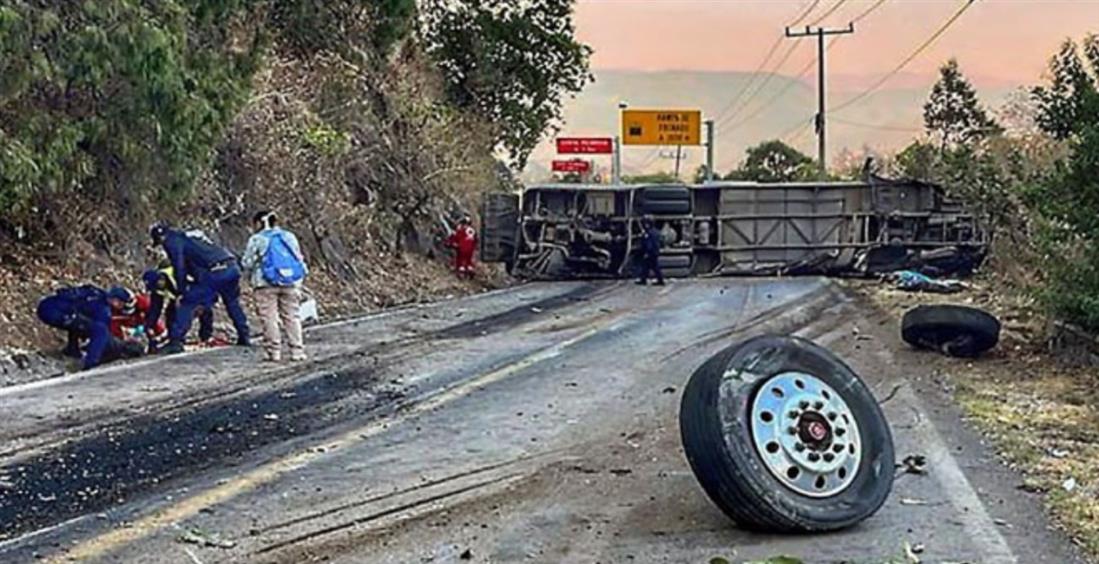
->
[107, 286, 136, 314]
[142, 269, 161, 292]
[149, 221, 170, 244]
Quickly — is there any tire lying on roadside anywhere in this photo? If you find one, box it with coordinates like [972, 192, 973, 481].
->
[679, 335, 895, 532]
[658, 254, 692, 278]
[901, 304, 1000, 358]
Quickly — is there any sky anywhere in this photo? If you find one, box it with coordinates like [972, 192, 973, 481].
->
[574, 0, 1099, 88]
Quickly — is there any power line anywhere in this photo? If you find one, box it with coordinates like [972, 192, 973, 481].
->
[715, 39, 806, 132]
[718, 36, 838, 135]
[709, 0, 825, 128]
[851, 0, 888, 23]
[806, 0, 850, 27]
[830, 116, 922, 132]
[720, 0, 892, 133]
[829, 0, 979, 114]
[790, 0, 824, 27]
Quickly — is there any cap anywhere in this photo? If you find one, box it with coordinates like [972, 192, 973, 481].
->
[149, 221, 170, 243]
[142, 270, 161, 292]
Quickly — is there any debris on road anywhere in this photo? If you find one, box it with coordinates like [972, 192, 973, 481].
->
[743, 556, 803, 564]
[900, 497, 929, 506]
[662, 386, 676, 394]
[891, 270, 964, 294]
[1063, 477, 1078, 493]
[178, 528, 236, 549]
[898, 454, 929, 476]
[459, 548, 473, 560]
[901, 305, 1001, 358]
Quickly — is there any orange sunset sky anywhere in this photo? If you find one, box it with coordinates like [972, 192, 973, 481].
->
[574, 0, 1099, 87]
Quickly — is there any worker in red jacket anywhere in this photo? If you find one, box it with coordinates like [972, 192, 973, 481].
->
[446, 216, 478, 278]
[106, 287, 166, 342]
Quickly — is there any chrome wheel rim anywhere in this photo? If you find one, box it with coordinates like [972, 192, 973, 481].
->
[749, 371, 862, 497]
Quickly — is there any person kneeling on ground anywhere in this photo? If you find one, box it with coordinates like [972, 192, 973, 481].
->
[149, 222, 251, 354]
[141, 265, 216, 352]
[36, 285, 143, 371]
[241, 210, 308, 363]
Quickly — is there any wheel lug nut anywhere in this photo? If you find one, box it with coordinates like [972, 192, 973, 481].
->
[813, 401, 824, 410]
[795, 443, 806, 451]
[832, 444, 844, 453]
[827, 412, 837, 421]
[787, 427, 798, 435]
[836, 428, 846, 436]
[808, 452, 821, 462]
[799, 401, 810, 410]
[788, 410, 799, 419]
[823, 453, 835, 462]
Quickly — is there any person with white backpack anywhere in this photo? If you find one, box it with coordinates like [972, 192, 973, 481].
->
[241, 210, 309, 362]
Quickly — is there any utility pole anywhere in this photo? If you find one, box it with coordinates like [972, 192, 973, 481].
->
[612, 136, 622, 185]
[673, 145, 682, 180]
[785, 23, 854, 174]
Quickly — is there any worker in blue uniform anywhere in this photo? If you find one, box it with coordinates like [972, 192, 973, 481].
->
[149, 223, 251, 354]
[36, 285, 138, 370]
[141, 265, 215, 352]
[636, 216, 665, 286]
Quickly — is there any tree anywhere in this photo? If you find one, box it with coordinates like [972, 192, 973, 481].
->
[1032, 37, 1099, 140]
[269, 0, 417, 58]
[422, 0, 592, 170]
[923, 59, 1001, 148]
[731, 140, 815, 182]
[0, 1, 265, 234]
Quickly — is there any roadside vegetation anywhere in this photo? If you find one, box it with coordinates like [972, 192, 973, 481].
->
[0, 0, 591, 351]
[844, 33, 1099, 560]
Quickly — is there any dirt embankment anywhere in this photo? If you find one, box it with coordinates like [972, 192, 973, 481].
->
[0, 46, 510, 374]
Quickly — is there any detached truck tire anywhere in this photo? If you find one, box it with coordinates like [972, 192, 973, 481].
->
[901, 304, 1000, 358]
[679, 335, 895, 532]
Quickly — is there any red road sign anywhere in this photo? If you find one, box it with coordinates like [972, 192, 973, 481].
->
[556, 137, 613, 154]
[552, 160, 592, 173]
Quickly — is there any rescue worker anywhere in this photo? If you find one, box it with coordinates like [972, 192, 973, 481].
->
[446, 216, 478, 278]
[636, 216, 665, 286]
[149, 222, 250, 354]
[36, 285, 140, 370]
[141, 265, 214, 352]
[105, 286, 166, 342]
[241, 210, 308, 363]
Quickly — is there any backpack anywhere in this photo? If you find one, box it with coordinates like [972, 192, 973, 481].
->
[260, 229, 306, 286]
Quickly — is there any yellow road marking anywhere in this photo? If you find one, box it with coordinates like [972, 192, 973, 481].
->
[51, 320, 617, 563]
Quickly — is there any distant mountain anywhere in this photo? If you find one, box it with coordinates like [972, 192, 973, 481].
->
[522, 69, 1016, 182]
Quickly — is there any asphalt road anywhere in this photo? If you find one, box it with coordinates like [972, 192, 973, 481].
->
[0, 279, 1086, 563]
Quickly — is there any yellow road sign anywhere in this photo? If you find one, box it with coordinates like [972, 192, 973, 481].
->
[622, 109, 702, 146]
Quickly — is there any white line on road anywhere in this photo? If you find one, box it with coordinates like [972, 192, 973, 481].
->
[815, 329, 1018, 563]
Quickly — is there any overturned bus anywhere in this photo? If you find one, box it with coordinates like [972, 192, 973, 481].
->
[479, 176, 986, 280]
